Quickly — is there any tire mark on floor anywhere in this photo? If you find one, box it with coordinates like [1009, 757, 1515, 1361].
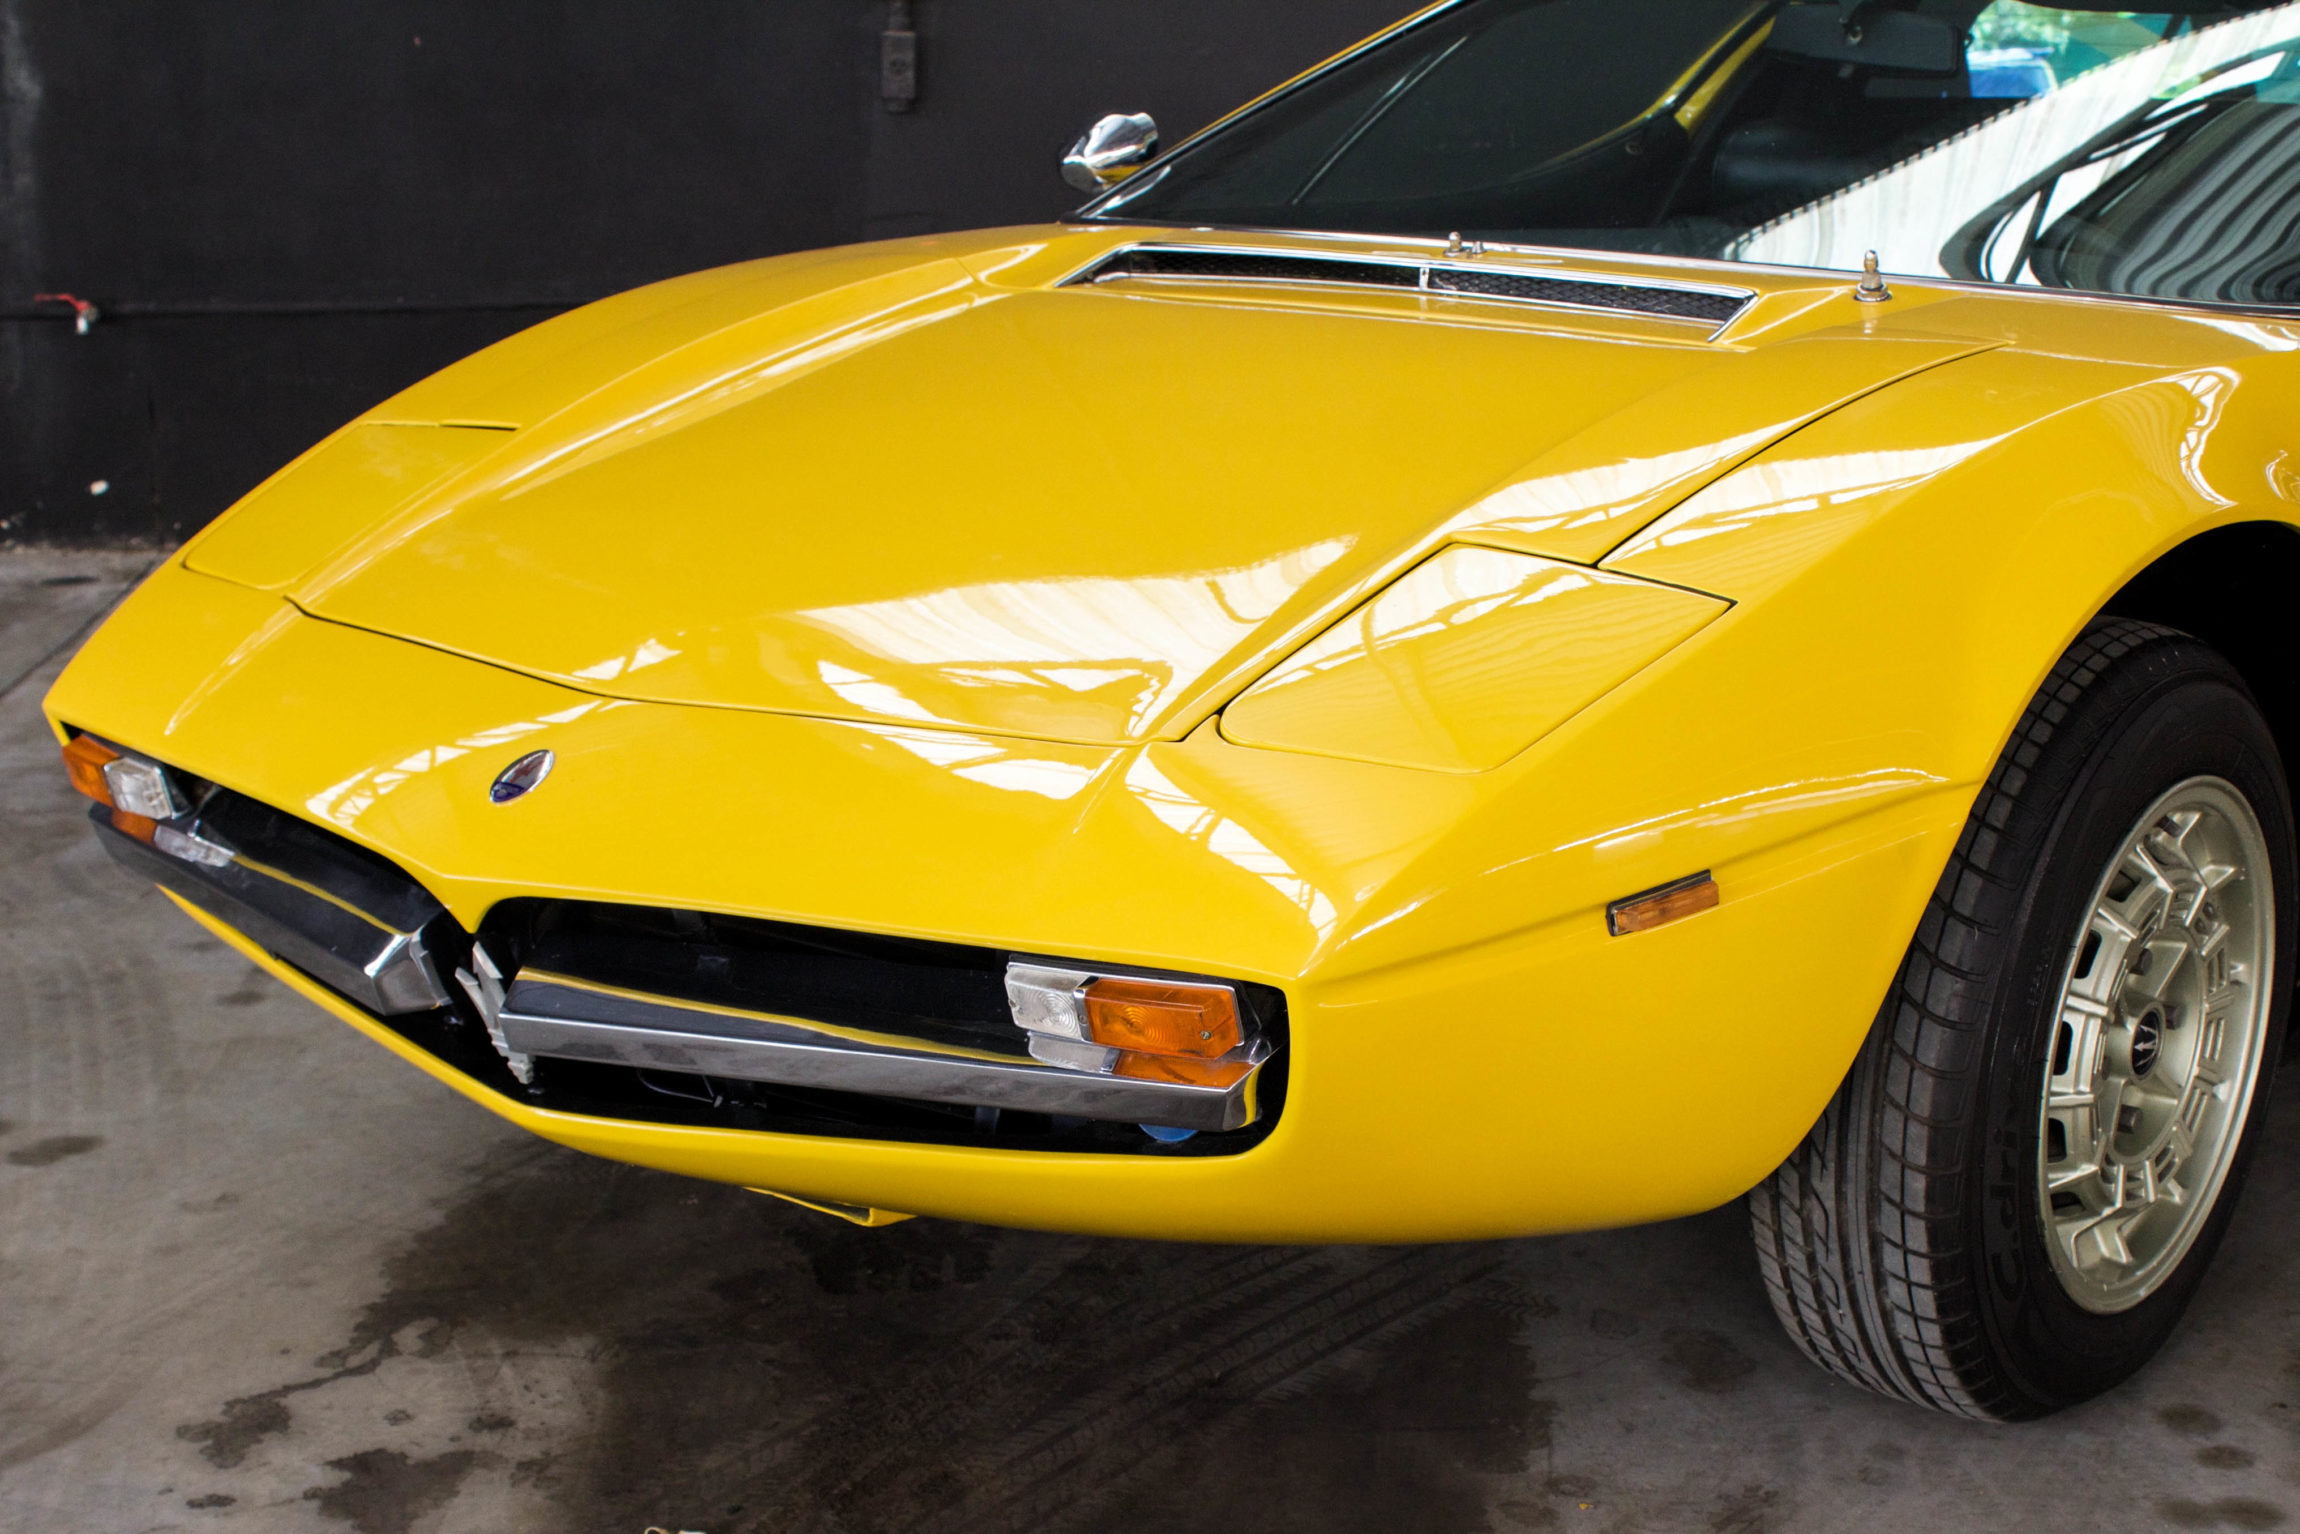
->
[928, 1248, 1519, 1534]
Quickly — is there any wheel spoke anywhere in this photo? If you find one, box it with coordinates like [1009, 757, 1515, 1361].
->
[2036, 777, 2273, 1313]
[2045, 1161, 2098, 1193]
[2131, 1080, 2182, 1112]
[2095, 1216, 2140, 1267]
[2124, 936, 2190, 1000]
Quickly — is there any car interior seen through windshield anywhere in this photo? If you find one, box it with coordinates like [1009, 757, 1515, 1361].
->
[1084, 0, 2300, 307]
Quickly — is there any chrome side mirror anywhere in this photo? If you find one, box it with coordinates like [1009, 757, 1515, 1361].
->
[1062, 112, 1159, 192]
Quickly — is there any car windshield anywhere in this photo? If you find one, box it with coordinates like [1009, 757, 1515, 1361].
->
[1081, 0, 2300, 308]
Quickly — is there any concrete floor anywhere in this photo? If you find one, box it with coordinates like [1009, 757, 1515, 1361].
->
[4, 548, 2299, 1534]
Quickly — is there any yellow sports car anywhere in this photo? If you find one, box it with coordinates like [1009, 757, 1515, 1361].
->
[47, 0, 2300, 1419]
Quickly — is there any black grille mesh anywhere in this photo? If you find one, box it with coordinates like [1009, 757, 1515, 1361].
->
[1079, 246, 1748, 326]
[1425, 265, 1746, 323]
[1098, 249, 1421, 288]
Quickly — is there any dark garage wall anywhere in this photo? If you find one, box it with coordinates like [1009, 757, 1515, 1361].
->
[0, 0, 1412, 544]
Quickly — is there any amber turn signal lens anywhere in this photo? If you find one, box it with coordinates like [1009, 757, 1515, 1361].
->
[61, 734, 119, 805]
[1606, 871, 1719, 936]
[1112, 1051, 1251, 1088]
[1084, 977, 1242, 1059]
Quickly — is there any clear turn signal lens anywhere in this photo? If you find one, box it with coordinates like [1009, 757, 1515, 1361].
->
[61, 734, 118, 804]
[1084, 977, 1241, 1059]
[102, 756, 187, 820]
[1004, 964, 1093, 1040]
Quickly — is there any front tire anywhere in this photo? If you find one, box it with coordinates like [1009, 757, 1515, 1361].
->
[1750, 619, 2294, 1419]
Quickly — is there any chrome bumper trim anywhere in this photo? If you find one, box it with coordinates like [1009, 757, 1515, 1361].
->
[497, 976, 1261, 1132]
[95, 811, 450, 1015]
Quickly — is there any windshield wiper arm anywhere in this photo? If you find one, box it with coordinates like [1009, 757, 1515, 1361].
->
[1290, 35, 1469, 206]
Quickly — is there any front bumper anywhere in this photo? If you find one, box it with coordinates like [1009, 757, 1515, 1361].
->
[88, 779, 1274, 1138]
[497, 973, 1262, 1132]
[94, 797, 451, 1016]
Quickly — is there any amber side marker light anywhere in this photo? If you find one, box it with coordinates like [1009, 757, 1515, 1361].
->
[1607, 871, 1719, 936]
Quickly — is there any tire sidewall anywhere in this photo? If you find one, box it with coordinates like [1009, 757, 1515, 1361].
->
[1971, 655, 2295, 1413]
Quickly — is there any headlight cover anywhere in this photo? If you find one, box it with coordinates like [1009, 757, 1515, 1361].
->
[1219, 544, 1725, 773]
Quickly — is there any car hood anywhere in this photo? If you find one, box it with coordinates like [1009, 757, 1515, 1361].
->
[207, 229, 1989, 745]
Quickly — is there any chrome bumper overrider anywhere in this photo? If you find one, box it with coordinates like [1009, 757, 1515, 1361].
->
[94, 806, 451, 1015]
[494, 972, 1261, 1132]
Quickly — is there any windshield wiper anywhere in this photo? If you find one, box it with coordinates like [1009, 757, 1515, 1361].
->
[1290, 35, 1470, 205]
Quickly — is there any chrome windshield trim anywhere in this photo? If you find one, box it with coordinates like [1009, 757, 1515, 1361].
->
[496, 974, 1264, 1132]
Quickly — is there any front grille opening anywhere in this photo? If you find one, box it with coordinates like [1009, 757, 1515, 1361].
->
[502, 898, 1026, 1054]
[380, 997, 1288, 1158]
[427, 897, 1291, 1157]
[1075, 244, 1752, 327]
[129, 771, 1288, 1157]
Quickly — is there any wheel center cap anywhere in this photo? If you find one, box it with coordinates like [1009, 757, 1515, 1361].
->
[2130, 1010, 2163, 1079]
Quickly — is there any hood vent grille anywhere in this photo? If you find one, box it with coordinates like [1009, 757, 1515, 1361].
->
[1098, 249, 1421, 291]
[1073, 246, 1750, 328]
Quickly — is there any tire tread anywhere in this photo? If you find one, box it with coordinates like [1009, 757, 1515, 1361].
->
[1750, 619, 2180, 1420]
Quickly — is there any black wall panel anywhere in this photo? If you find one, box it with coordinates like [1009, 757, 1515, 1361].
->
[0, 0, 1412, 544]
